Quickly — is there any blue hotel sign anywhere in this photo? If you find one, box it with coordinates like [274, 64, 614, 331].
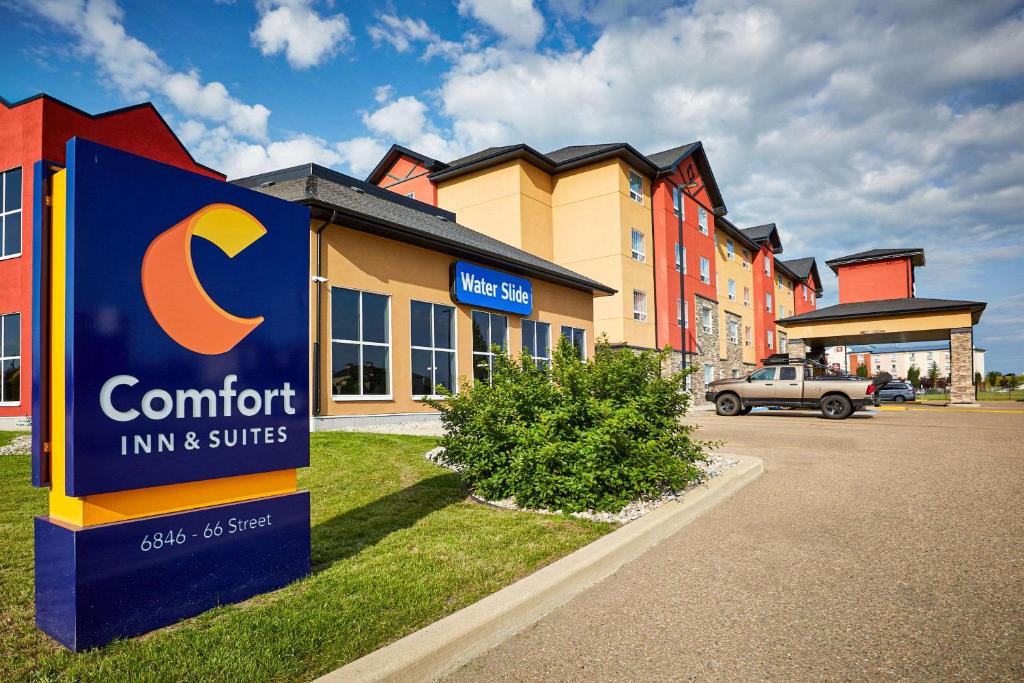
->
[450, 261, 533, 315]
[32, 139, 311, 651]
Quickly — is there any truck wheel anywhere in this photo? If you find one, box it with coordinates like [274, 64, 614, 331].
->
[821, 395, 853, 419]
[894, 395, 905, 404]
[739, 406, 752, 415]
[715, 394, 742, 416]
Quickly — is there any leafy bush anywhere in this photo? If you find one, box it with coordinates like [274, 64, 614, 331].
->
[429, 337, 710, 513]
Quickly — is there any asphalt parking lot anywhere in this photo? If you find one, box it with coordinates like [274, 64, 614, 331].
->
[447, 404, 1024, 681]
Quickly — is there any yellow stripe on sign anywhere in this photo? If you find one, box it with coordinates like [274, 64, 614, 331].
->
[46, 173, 297, 527]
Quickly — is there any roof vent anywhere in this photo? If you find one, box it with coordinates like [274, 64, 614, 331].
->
[435, 215, 448, 221]
[350, 186, 365, 194]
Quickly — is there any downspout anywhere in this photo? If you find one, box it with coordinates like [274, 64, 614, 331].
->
[676, 185, 687, 371]
[312, 209, 337, 417]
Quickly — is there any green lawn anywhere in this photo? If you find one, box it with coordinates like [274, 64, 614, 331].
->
[916, 390, 1023, 402]
[1, 431, 610, 682]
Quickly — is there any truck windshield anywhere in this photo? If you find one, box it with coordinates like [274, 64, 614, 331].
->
[750, 368, 776, 381]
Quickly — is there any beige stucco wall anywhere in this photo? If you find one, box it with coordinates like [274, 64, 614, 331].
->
[311, 222, 596, 416]
[715, 232, 756, 365]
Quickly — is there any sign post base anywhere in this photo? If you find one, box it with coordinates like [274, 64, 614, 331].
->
[35, 491, 310, 651]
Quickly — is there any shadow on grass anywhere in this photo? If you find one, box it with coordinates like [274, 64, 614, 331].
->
[310, 472, 464, 572]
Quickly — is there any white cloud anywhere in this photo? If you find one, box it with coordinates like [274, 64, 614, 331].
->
[368, 13, 477, 61]
[251, 0, 351, 69]
[457, 0, 544, 47]
[336, 137, 389, 176]
[362, 96, 430, 143]
[374, 84, 395, 104]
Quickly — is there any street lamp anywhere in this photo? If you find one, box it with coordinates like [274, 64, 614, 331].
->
[676, 181, 699, 371]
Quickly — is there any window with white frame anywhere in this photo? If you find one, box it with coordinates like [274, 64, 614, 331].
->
[764, 257, 771, 276]
[1, 168, 22, 259]
[744, 325, 752, 346]
[766, 292, 773, 312]
[728, 318, 739, 344]
[410, 301, 455, 397]
[331, 288, 390, 397]
[742, 249, 750, 269]
[522, 319, 551, 368]
[732, 369, 740, 378]
[803, 287, 808, 301]
[697, 207, 708, 234]
[560, 325, 587, 359]
[703, 363, 714, 385]
[632, 290, 648, 321]
[728, 279, 736, 301]
[0, 313, 20, 403]
[767, 329, 774, 349]
[630, 229, 645, 262]
[726, 238, 734, 260]
[628, 169, 643, 203]
[776, 273, 783, 289]
[699, 257, 710, 284]
[472, 311, 508, 383]
[672, 186, 683, 217]
[676, 298, 683, 326]
[675, 243, 682, 271]
[779, 333, 788, 352]
[701, 305, 712, 333]
[743, 286, 750, 307]
[780, 305, 786, 318]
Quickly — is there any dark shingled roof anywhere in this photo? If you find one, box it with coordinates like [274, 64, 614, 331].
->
[826, 248, 925, 272]
[777, 297, 986, 325]
[444, 145, 524, 168]
[233, 164, 615, 296]
[645, 142, 700, 170]
[741, 223, 783, 253]
[545, 143, 626, 164]
[779, 256, 823, 295]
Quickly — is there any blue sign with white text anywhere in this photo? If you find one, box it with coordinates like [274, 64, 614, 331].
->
[62, 139, 310, 496]
[450, 261, 532, 315]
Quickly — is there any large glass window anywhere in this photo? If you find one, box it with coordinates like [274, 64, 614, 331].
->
[628, 170, 643, 203]
[697, 207, 708, 234]
[728, 279, 736, 301]
[728, 319, 739, 344]
[699, 257, 710, 284]
[766, 292, 773, 312]
[560, 325, 587, 359]
[703, 363, 714, 384]
[726, 238, 734, 260]
[0, 313, 20, 403]
[472, 310, 507, 383]
[1, 168, 22, 259]
[675, 243, 686, 273]
[632, 290, 647, 321]
[630, 229, 645, 262]
[411, 301, 456, 397]
[701, 305, 712, 333]
[672, 186, 684, 217]
[331, 288, 390, 397]
[521, 319, 551, 368]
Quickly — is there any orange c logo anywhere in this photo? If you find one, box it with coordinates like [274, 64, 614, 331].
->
[141, 204, 266, 355]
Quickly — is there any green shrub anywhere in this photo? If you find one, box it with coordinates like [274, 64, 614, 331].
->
[429, 337, 711, 513]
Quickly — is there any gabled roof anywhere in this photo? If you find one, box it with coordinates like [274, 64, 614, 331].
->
[1, 92, 224, 179]
[741, 223, 783, 253]
[233, 164, 615, 296]
[777, 297, 986, 326]
[779, 257, 823, 295]
[545, 143, 628, 164]
[714, 216, 760, 252]
[826, 248, 925, 273]
[365, 143, 447, 185]
[645, 141, 725, 210]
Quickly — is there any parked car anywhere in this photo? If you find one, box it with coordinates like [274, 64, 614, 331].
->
[705, 355, 886, 419]
[877, 381, 916, 403]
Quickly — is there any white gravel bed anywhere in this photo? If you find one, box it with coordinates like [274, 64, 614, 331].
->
[332, 421, 446, 436]
[424, 446, 738, 524]
[0, 434, 31, 456]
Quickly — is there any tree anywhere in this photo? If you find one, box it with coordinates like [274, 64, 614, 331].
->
[855, 363, 868, 378]
[907, 364, 921, 389]
[1002, 373, 1020, 400]
[986, 370, 1001, 391]
[975, 371, 982, 387]
[927, 361, 940, 393]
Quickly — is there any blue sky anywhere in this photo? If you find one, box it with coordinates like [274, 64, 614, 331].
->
[2, 0, 1023, 371]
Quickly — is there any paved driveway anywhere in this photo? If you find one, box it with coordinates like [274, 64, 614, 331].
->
[446, 405, 1024, 681]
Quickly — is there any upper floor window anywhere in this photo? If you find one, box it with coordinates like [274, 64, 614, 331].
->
[744, 325, 752, 347]
[632, 290, 648, 321]
[675, 243, 684, 272]
[0, 312, 20, 404]
[764, 258, 771, 277]
[766, 292, 773, 312]
[780, 305, 786, 318]
[767, 329, 774, 349]
[522, 319, 552, 369]
[703, 363, 714, 385]
[628, 170, 643, 203]
[699, 257, 710, 284]
[742, 249, 750, 269]
[743, 286, 751, 307]
[776, 273, 783, 289]
[560, 325, 587, 359]
[630, 229, 646, 262]
[803, 287, 808, 301]
[728, 319, 739, 344]
[411, 301, 455, 397]
[726, 238, 734, 260]
[697, 207, 708, 234]
[728, 279, 736, 301]
[701, 306, 712, 333]
[677, 298, 687, 328]
[672, 186, 683, 217]
[1, 167, 22, 259]
[331, 288, 390, 398]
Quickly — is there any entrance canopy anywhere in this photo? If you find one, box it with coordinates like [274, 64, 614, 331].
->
[777, 297, 986, 404]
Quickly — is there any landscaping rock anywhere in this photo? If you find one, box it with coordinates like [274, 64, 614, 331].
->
[0, 435, 31, 456]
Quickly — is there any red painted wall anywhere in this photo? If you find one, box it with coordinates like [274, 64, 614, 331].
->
[374, 155, 438, 205]
[652, 160, 717, 354]
[751, 243, 777, 363]
[837, 258, 913, 304]
[0, 95, 223, 419]
[793, 276, 818, 315]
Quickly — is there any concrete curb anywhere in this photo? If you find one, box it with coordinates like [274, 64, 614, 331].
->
[317, 455, 764, 683]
